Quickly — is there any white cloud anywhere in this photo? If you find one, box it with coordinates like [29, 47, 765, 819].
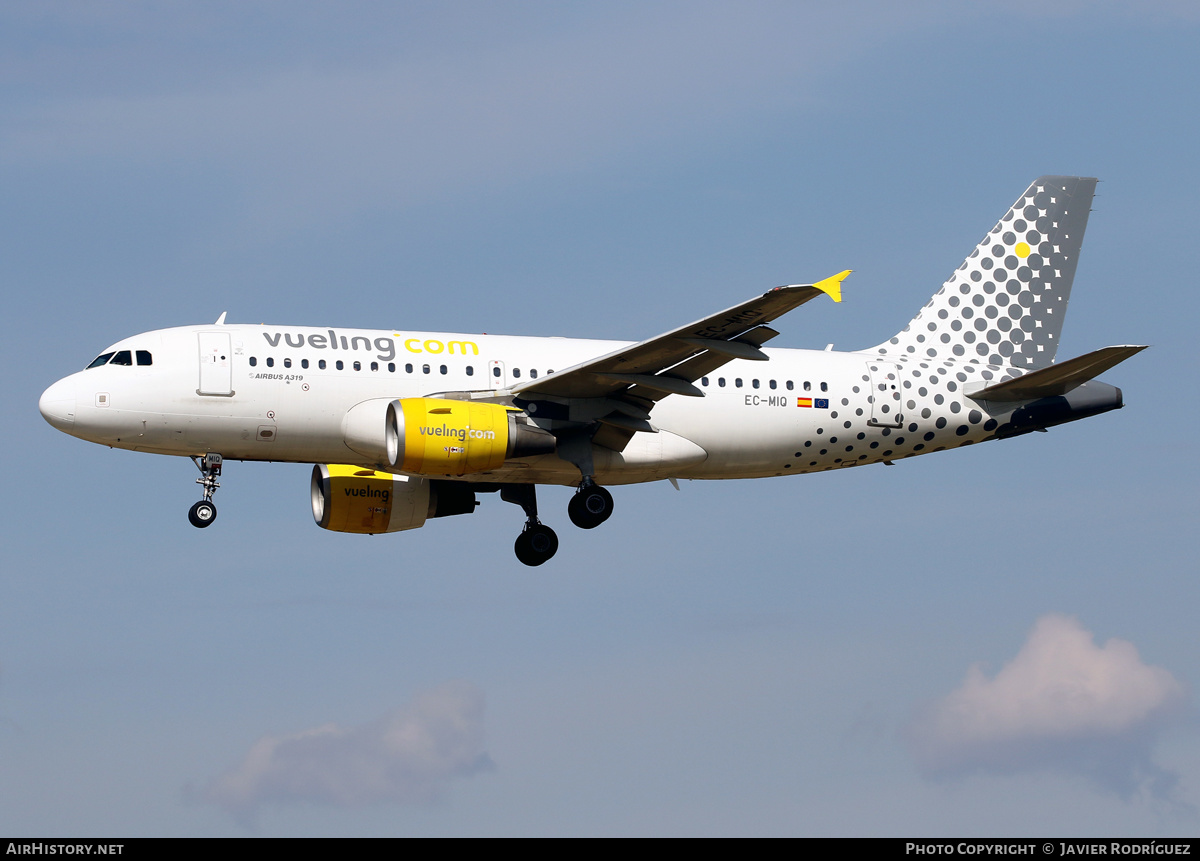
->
[907, 615, 1188, 801]
[196, 682, 493, 824]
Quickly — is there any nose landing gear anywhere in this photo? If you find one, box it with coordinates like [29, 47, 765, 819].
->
[188, 453, 223, 528]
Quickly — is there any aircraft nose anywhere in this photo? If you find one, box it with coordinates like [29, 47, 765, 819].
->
[39, 377, 77, 431]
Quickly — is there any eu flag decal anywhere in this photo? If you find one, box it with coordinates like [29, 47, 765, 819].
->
[815, 398, 829, 409]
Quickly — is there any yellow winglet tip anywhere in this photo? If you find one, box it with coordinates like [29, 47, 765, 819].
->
[813, 270, 851, 303]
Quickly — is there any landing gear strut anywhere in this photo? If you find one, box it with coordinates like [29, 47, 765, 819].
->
[502, 484, 558, 566]
[188, 453, 222, 528]
[556, 430, 615, 530]
[568, 479, 613, 529]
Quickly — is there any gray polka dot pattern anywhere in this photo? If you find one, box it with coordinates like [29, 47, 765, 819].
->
[761, 176, 1112, 481]
[874, 176, 1097, 369]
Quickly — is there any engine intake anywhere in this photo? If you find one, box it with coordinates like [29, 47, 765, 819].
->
[387, 398, 555, 476]
[311, 464, 430, 534]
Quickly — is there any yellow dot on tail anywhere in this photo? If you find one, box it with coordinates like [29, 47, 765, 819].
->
[1014, 242, 1031, 258]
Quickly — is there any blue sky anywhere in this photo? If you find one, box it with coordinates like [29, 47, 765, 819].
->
[3, 1, 1198, 836]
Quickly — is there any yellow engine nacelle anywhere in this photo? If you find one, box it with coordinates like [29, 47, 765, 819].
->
[311, 464, 432, 534]
[311, 465, 483, 535]
[387, 398, 555, 476]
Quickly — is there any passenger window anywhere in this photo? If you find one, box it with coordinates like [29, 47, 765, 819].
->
[266, 357, 274, 368]
[752, 379, 760, 389]
[718, 377, 726, 387]
[336, 360, 344, 370]
[701, 376, 709, 386]
[319, 359, 327, 370]
[388, 363, 395, 372]
[821, 382, 828, 392]
[136, 350, 152, 366]
[301, 359, 309, 369]
[493, 367, 501, 378]
[786, 381, 794, 391]
[353, 361, 362, 371]
[513, 368, 521, 378]
[422, 364, 430, 374]
[371, 362, 379, 371]
[249, 356, 257, 367]
[86, 352, 114, 369]
[284, 358, 292, 368]
[111, 350, 133, 366]
[735, 378, 743, 388]
[466, 366, 474, 376]
[769, 380, 776, 389]
[530, 369, 538, 379]
[440, 365, 447, 375]
[405, 363, 413, 373]
[804, 381, 811, 391]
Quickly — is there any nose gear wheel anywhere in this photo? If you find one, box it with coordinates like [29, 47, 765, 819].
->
[188, 500, 217, 528]
[188, 453, 223, 529]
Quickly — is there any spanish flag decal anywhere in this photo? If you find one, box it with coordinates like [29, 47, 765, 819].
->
[797, 397, 813, 407]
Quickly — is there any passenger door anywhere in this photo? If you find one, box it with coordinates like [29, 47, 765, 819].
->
[198, 332, 233, 396]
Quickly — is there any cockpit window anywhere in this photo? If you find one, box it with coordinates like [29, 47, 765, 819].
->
[136, 350, 152, 366]
[110, 350, 133, 366]
[86, 352, 115, 369]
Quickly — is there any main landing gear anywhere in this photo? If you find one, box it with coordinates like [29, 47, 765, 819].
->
[567, 479, 613, 530]
[188, 453, 223, 528]
[500, 479, 616, 566]
[515, 522, 559, 567]
[502, 484, 558, 566]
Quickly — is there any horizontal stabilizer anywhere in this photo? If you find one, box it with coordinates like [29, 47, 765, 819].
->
[968, 345, 1147, 402]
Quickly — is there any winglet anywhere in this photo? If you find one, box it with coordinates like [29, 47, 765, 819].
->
[812, 270, 850, 304]
[215, 311, 228, 325]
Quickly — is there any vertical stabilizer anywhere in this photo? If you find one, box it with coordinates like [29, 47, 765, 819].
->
[873, 176, 1097, 368]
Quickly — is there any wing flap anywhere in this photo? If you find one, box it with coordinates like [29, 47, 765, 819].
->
[677, 337, 768, 361]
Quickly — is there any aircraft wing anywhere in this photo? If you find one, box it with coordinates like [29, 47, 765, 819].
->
[511, 271, 849, 405]
[507, 272, 848, 452]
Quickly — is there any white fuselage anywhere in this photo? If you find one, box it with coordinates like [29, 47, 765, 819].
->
[39, 323, 1016, 486]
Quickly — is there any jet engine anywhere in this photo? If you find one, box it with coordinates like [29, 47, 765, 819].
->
[342, 397, 555, 476]
[311, 464, 480, 534]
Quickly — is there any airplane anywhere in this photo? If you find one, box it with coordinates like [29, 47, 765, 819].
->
[39, 176, 1145, 566]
